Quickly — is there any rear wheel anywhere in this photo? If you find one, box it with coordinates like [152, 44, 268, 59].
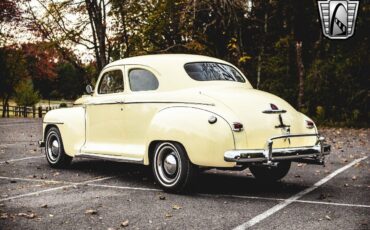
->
[152, 142, 196, 193]
[249, 161, 291, 182]
[45, 127, 72, 168]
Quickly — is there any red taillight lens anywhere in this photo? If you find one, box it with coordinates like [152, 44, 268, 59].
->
[306, 120, 314, 129]
[233, 122, 243, 131]
[270, 103, 279, 110]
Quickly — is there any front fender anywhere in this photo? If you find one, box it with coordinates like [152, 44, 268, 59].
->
[145, 106, 236, 167]
[43, 107, 85, 157]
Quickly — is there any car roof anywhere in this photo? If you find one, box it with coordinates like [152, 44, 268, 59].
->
[104, 54, 230, 69]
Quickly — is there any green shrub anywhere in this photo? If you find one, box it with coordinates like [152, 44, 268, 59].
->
[14, 79, 40, 106]
[59, 103, 67, 108]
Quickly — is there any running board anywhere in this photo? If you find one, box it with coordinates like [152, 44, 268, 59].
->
[75, 153, 143, 164]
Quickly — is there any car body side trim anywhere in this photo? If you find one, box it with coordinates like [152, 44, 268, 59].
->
[75, 153, 144, 164]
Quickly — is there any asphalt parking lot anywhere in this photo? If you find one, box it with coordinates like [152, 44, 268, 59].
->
[0, 118, 369, 230]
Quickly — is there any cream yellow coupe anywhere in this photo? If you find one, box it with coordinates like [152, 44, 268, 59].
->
[39, 54, 330, 192]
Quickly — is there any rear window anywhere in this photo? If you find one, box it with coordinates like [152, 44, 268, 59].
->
[184, 62, 245, 83]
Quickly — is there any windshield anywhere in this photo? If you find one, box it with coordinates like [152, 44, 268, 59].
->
[184, 62, 245, 83]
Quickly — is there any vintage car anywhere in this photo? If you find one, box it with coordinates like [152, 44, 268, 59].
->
[39, 54, 330, 192]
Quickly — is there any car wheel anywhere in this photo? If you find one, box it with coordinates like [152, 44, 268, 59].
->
[45, 127, 72, 168]
[152, 142, 196, 193]
[249, 161, 291, 182]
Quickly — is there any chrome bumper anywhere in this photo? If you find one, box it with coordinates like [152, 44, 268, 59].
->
[224, 134, 331, 165]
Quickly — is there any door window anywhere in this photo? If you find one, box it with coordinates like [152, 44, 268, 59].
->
[98, 70, 124, 94]
[129, 69, 159, 91]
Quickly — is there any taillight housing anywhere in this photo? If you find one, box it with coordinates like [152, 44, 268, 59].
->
[306, 120, 315, 129]
[232, 122, 244, 132]
[270, 103, 279, 110]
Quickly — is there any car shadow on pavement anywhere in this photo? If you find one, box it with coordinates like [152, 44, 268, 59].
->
[65, 159, 307, 198]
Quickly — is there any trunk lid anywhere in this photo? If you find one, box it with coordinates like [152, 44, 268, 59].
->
[201, 86, 317, 149]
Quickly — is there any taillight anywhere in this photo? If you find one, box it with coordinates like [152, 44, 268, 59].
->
[233, 122, 243, 132]
[270, 103, 279, 110]
[306, 120, 314, 129]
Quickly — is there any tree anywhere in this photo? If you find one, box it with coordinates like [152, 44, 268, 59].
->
[0, 0, 20, 45]
[0, 46, 28, 117]
[14, 79, 40, 106]
[24, 0, 111, 71]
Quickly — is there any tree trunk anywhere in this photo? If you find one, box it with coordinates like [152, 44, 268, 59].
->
[85, 0, 108, 71]
[296, 41, 305, 110]
[2, 97, 10, 118]
[2, 98, 6, 118]
[257, 2, 269, 89]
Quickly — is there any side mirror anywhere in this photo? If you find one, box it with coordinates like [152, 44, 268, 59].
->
[86, 85, 94, 95]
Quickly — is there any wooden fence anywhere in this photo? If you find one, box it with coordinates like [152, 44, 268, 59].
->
[0, 104, 59, 118]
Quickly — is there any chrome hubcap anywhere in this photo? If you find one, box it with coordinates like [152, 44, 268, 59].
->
[155, 143, 181, 185]
[47, 133, 60, 163]
[163, 154, 177, 175]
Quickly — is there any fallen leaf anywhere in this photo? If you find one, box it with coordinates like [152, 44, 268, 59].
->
[297, 163, 304, 167]
[159, 195, 166, 200]
[10, 180, 16, 183]
[325, 215, 331, 220]
[0, 213, 8, 219]
[41, 204, 48, 208]
[165, 213, 172, 218]
[121, 220, 129, 227]
[344, 183, 349, 187]
[18, 213, 36, 219]
[294, 174, 301, 178]
[352, 176, 357, 180]
[49, 214, 54, 217]
[85, 209, 97, 215]
[53, 172, 60, 176]
[172, 204, 181, 210]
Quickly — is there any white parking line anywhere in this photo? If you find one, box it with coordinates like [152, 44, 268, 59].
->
[233, 156, 369, 230]
[200, 194, 370, 208]
[0, 176, 114, 202]
[0, 176, 75, 185]
[0, 155, 43, 164]
[87, 183, 161, 192]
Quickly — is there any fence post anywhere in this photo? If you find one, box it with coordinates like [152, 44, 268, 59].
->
[6, 104, 9, 118]
[32, 106, 35, 118]
[23, 106, 26, 117]
[38, 106, 42, 118]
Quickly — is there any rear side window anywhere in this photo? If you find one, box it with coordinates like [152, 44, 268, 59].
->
[184, 62, 245, 83]
[129, 69, 159, 91]
[98, 70, 124, 94]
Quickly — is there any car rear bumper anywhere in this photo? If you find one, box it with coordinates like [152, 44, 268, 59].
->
[224, 134, 331, 165]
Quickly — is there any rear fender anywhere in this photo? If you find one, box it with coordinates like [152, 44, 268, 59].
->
[145, 106, 236, 167]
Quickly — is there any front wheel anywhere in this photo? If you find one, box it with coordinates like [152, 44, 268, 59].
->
[152, 142, 197, 193]
[45, 127, 72, 168]
[249, 161, 291, 182]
